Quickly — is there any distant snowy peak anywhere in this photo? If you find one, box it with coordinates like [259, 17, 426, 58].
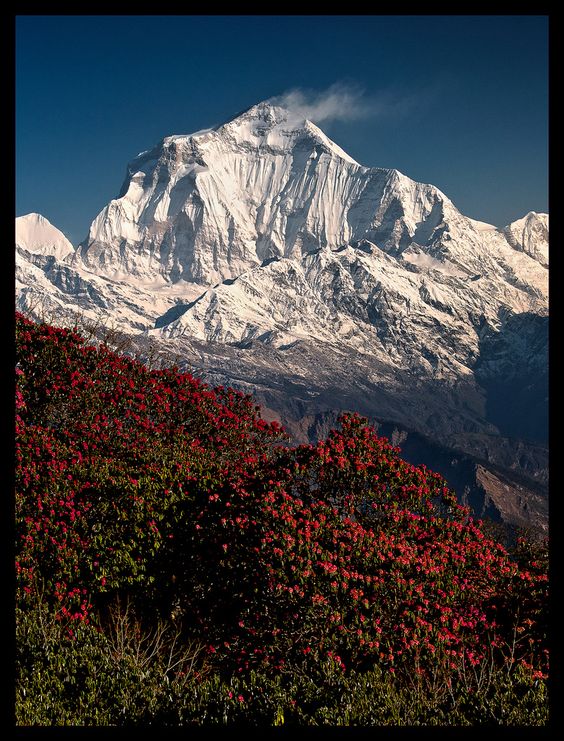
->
[503, 212, 549, 267]
[16, 213, 74, 260]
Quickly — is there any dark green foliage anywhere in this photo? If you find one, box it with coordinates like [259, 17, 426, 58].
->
[16, 594, 547, 726]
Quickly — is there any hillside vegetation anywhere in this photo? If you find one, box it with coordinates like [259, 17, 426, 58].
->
[15, 313, 548, 725]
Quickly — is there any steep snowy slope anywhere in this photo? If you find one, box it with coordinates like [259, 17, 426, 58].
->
[15, 244, 201, 331]
[152, 234, 546, 380]
[502, 211, 549, 267]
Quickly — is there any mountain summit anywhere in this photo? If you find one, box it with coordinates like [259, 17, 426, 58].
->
[74, 101, 476, 287]
[16, 213, 74, 260]
[16, 101, 549, 531]
[217, 100, 361, 164]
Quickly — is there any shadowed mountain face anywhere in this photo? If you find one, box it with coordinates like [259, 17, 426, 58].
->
[15, 101, 549, 532]
[475, 313, 548, 446]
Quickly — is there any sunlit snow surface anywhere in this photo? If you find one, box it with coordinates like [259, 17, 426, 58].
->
[16, 213, 74, 260]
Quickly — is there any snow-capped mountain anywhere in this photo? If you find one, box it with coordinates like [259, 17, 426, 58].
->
[74, 102, 549, 295]
[16, 213, 74, 260]
[15, 101, 549, 531]
[502, 211, 549, 267]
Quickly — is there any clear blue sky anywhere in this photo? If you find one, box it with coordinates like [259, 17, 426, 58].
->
[16, 15, 548, 245]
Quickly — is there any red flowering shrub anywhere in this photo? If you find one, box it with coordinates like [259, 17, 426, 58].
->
[15, 312, 549, 707]
[15, 313, 281, 615]
[162, 418, 548, 683]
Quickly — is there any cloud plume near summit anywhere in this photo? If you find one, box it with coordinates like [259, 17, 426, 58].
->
[269, 83, 370, 123]
[269, 82, 425, 124]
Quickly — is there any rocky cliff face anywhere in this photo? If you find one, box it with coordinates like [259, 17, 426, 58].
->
[15, 101, 549, 532]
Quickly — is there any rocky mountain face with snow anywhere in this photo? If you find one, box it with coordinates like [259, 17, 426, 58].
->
[15, 101, 549, 533]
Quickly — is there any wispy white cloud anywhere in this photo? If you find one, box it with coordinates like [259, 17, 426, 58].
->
[269, 82, 433, 124]
[269, 83, 369, 123]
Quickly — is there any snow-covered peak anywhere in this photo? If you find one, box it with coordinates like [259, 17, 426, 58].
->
[135, 101, 311, 161]
[217, 101, 315, 152]
[503, 211, 548, 267]
[227, 100, 297, 128]
[302, 119, 360, 165]
[217, 101, 361, 164]
[136, 101, 360, 167]
[76, 101, 548, 295]
[16, 213, 74, 259]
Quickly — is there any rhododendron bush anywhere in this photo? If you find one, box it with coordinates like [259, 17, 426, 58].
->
[15, 313, 548, 725]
